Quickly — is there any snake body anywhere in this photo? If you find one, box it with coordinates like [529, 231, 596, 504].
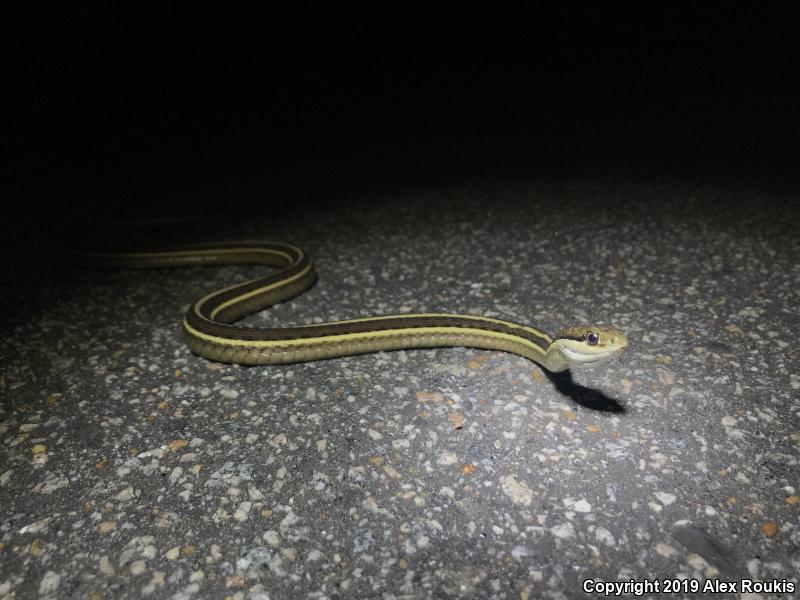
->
[71, 240, 628, 372]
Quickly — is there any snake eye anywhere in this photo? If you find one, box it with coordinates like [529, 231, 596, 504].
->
[586, 332, 599, 345]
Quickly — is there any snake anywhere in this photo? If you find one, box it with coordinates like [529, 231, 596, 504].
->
[70, 240, 628, 372]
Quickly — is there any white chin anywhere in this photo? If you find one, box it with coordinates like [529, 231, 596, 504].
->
[561, 347, 610, 368]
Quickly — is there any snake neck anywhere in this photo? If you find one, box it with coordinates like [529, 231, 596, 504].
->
[542, 345, 570, 373]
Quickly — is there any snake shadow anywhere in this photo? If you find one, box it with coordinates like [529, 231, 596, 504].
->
[544, 370, 626, 412]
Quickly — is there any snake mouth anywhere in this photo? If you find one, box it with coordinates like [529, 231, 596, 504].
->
[560, 346, 621, 367]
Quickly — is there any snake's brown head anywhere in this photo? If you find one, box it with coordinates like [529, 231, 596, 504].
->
[552, 323, 628, 368]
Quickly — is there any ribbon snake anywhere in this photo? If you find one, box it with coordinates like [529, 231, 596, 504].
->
[71, 240, 628, 372]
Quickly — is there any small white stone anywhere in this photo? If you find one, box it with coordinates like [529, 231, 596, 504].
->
[501, 475, 534, 506]
[511, 545, 531, 559]
[649, 453, 668, 469]
[263, 531, 280, 547]
[438, 486, 455, 499]
[687, 553, 718, 578]
[189, 570, 205, 583]
[367, 429, 383, 440]
[209, 545, 222, 561]
[281, 548, 297, 561]
[655, 543, 676, 557]
[212, 508, 230, 523]
[34, 474, 69, 494]
[595, 527, 615, 546]
[19, 517, 51, 534]
[746, 558, 761, 579]
[0, 469, 13, 487]
[130, 560, 147, 575]
[234, 501, 252, 522]
[99, 555, 115, 576]
[438, 451, 457, 465]
[383, 465, 401, 479]
[280, 510, 299, 529]
[721, 415, 737, 427]
[245, 485, 263, 501]
[574, 499, 592, 513]
[550, 522, 576, 539]
[38, 571, 60, 595]
[654, 492, 676, 506]
[169, 467, 183, 484]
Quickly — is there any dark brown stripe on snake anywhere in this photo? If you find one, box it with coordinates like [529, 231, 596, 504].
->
[185, 311, 552, 351]
[195, 253, 312, 320]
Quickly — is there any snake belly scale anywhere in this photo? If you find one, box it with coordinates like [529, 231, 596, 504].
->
[70, 240, 628, 372]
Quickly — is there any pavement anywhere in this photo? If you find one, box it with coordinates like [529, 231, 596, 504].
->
[1, 176, 798, 599]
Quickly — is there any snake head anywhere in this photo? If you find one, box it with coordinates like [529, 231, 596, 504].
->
[552, 323, 628, 368]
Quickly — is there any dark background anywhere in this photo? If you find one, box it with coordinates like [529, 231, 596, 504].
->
[4, 4, 800, 223]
